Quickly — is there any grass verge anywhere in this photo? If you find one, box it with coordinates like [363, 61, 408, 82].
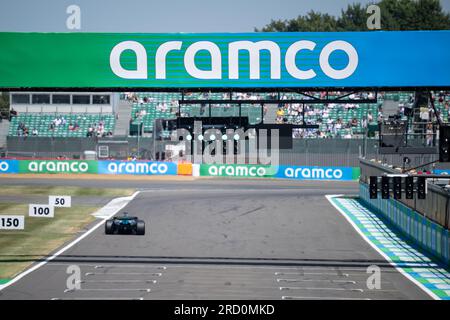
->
[0, 185, 135, 197]
[0, 186, 134, 280]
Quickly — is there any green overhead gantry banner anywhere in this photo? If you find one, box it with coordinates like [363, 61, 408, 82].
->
[0, 31, 449, 89]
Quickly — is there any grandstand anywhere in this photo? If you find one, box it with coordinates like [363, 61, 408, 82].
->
[9, 113, 115, 138]
[2, 89, 450, 162]
[129, 92, 264, 133]
[7, 92, 117, 138]
[126, 91, 420, 139]
[8, 90, 450, 140]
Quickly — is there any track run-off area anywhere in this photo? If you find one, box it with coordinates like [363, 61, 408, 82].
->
[0, 176, 447, 300]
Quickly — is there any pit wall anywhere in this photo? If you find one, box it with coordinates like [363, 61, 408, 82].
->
[0, 159, 360, 181]
[360, 183, 450, 266]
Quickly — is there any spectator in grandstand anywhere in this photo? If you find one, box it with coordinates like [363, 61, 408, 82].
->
[335, 118, 342, 130]
[276, 108, 285, 117]
[420, 107, 430, 121]
[96, 122, 104, 137]
[9, 108, 18, 121]
[49, 122, 55, 131]
[16, 122, 25, 136]
[276, 115, 283, 124]
[361, 116, 368, 130]
[202, 92, 210, 99]
[86, 126, 94, 137]
[32, 128, 38, 136]
[426, 123, 433, 147]
[344, 103, 356, 111]
[343, 130, 352, 139]
[52, 116, 61, 127]
[377, 111, 383, 123]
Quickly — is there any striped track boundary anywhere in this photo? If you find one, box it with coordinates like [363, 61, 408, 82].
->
[326, 195, 450, 300]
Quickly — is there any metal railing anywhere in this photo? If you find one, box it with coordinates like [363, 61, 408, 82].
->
[360, 158, 450, 229]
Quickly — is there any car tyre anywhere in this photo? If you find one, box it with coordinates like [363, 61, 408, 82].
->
[136, 220, 145, 235]
[105, 220, 114, 234]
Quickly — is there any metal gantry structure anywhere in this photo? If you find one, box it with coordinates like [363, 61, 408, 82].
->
[176, 89, 378, 129]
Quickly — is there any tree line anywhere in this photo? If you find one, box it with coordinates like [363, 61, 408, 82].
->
[256, 0, 450, 31]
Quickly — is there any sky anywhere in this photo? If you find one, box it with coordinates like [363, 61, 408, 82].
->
[0, 0, 449, 33]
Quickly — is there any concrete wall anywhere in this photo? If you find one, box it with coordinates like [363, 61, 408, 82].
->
[359, 158, 450, 266]
[360, 183, 450, 266]
[359, 159, 450, 228]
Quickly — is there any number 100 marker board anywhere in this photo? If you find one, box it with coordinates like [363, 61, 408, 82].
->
[29, 204, 54, 218]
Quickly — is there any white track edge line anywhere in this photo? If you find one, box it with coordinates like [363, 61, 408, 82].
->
[325, 194, 440, 300]
[0, 191, 141, 292]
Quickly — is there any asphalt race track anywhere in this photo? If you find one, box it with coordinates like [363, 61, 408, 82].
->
[0, 177, 430, 300]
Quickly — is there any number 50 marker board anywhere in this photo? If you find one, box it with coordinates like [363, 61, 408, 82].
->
[49, 196, 71, 208]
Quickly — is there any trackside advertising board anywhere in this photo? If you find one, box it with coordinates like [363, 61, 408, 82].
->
[200, 164, 278, 178]
[18, 160, 97, 174]
[200, 164, 359, 180]
[0, 159, 19, 174]
[275, 165, 360, 181]
[97, 161, 177, 175]
[0, 159, 360, 180]
[0, 31, 450, 88]
[433, 170, 450, 175]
